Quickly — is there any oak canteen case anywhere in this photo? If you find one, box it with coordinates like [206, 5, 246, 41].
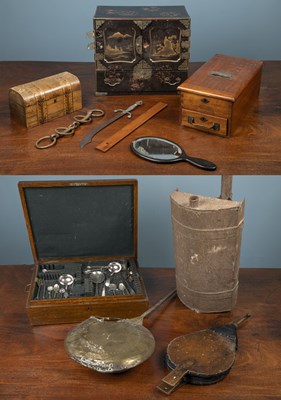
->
[9, 72, 82, 128]
[178, 54, 263, 137]
[18, 179, 149, 325]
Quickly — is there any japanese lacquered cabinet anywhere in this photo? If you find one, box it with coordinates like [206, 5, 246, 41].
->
[93, 6, 191, 95]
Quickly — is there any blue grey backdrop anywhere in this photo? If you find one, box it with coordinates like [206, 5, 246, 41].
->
[0, 0, 280, 268]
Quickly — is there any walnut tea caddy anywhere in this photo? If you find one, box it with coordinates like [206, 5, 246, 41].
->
[9, 72, 82, 128]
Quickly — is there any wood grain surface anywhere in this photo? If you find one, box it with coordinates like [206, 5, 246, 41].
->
[0, 61, 280, 175]
[0, 265, 280, 399]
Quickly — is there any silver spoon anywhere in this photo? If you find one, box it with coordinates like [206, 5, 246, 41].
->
[53, 283, 60, 298]
[109, 283, 117, 295]
[102, 276, 111, 296]
[118, 282, 127, 295]
[107, 262, 122, 275]
[47, 285, 53, 299]
[59, 274, 74, 295]
[90, 271, 105, 296]
[59, 287, 67, 298]
[84, 265, 104, 275]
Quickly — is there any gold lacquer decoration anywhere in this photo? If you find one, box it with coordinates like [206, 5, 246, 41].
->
[180, 19, 190, 29]
[153, 66, 182, 86]
[181, 39, 191, 50]
[149, 27, 181, 63]
[95, 20, 104, 30]
[104, 28, 137, 64]
[181, 28, 191, 38]
[95, 53, 104, 62]
[135, 35, 142, 56]
[104, 8, 138, 17]
[104, 66, 124, 87]
[130, 61, 153, 91]
[96, 60, 106, 71]
[179, 59, 189, 70]
[135, 20, 152, 30]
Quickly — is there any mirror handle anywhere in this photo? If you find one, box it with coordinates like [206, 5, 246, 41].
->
[184, 155, 217, 171]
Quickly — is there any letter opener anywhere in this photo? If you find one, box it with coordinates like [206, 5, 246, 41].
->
[80, 100, 143, 148]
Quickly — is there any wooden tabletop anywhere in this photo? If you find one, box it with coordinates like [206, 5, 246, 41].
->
[0, 265, 280, 399]
[0, 61, 280, 175]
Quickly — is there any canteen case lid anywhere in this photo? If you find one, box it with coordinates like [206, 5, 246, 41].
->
[18, 179, 137, 263]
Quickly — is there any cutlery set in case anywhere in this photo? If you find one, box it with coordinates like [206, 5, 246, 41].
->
[19, 179, 149, 325]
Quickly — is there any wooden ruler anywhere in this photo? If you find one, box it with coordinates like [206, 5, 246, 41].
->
[95, 102, 168, 152]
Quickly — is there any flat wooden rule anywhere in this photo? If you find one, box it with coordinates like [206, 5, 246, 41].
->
[95, 102, 168, 152]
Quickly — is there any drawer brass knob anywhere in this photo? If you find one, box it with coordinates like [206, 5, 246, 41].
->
[187, 116, 220, 131]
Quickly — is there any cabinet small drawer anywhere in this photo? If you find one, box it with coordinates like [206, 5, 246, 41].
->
[181, 93, 232, 118]
[181, 109, 228, 137]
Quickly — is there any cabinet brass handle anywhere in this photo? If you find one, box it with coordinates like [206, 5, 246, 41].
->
[187, 116, 220, 131]
[164, 77, 181, 86]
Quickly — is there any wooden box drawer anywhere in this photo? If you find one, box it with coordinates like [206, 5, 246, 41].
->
[181, 109, 228, 137]
[178, 54, 263, 137]
[181, 92, 232, 118]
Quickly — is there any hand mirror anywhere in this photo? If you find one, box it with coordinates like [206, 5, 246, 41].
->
[131, 137, 216, 171]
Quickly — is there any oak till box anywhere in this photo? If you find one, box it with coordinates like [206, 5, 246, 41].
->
[178, 54, 263, 137]
[18, 179, 149, 325]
